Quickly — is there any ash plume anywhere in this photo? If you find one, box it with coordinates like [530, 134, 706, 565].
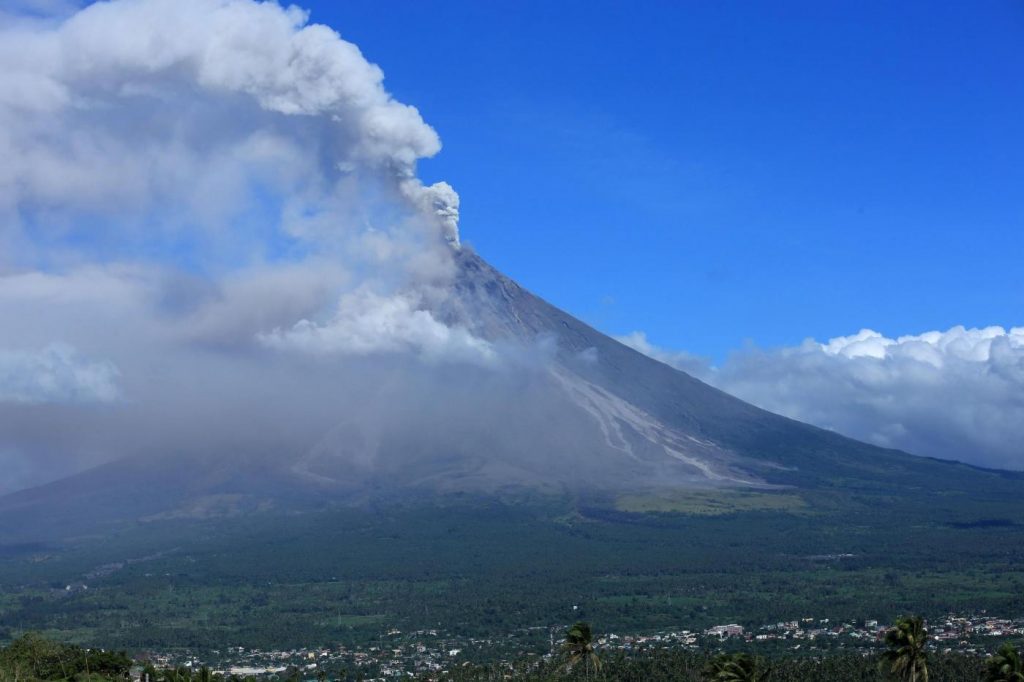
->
[0, 0, 485, 492]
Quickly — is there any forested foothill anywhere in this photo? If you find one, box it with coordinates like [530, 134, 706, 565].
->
[3, 491, 1024, 652]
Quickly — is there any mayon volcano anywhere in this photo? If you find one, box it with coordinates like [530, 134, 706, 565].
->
[1, 0, 1018, 547]
[330, 248, 1016, 495]
[1, 247, 1014, 542]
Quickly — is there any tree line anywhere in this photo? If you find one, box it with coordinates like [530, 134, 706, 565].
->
[2, 616, 1023, 682]
[445, 617, 1024, 682]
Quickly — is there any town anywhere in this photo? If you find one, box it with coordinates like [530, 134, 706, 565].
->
[138, 612, 1024, 680]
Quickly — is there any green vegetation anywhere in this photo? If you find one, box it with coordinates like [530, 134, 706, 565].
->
[0, 634, 130, 681]
[878, 615, 929, 682]
[562, 622, 600, 679]
[701, 652, 769, 681]
[986, 642, 1024, 682]
[614, 490, 807, 515]
[439, 649, 986, 681]
[2, 488, 1024, 652]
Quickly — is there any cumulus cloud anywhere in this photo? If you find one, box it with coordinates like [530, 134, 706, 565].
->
[619, 326, 1024, 470]
[0, 343, 120, 404]
[259, 289, 495, 365]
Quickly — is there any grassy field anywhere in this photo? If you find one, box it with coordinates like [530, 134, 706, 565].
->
[614, 489, 808, 515]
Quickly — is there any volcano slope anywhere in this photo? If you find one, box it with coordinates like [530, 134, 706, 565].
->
[0, 249, 1022, 650]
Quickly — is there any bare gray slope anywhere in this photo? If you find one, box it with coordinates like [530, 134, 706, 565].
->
[286, 249, 769, 493]
[433, 249, 1017, 491]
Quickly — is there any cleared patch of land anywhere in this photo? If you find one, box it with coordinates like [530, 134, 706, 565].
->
[614, 489, 807, 515]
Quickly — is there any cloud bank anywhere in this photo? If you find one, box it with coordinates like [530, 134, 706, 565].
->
[619, 326, 1024, 470]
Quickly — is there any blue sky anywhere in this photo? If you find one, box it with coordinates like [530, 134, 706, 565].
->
[303, 0, 1024, 360]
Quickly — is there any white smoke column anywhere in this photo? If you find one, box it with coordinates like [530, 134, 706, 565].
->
[0, 0, 461, 259]
[401, 180, 461, 248]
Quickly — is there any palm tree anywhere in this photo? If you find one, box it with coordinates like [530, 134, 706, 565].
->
[986, 642, 1024, 682]
[141, 663, 160, 682]
[701, 652, 769, 682]
[562, 621, 601, 679]
[878, 615, 929, 682]
[197, 666, 213, 682]
[161, 667, 182, 682]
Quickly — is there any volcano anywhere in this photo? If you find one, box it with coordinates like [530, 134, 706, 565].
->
[0, 249, 1018, 541]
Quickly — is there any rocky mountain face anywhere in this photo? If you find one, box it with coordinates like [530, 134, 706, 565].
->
[282, 248, 779, 495]
[428, 250, 942, 487]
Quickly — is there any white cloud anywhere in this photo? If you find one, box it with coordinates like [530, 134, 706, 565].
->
[615, 331, 711, 376]
[0, 343, 120, 404]
[620, 326, 1024, 470]
[259, 289, 495, 365]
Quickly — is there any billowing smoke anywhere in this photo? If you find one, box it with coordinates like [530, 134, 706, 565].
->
[0, 0, 460, 256]
[619, 326, 1024, 470]
[0, 0, 489, 493]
